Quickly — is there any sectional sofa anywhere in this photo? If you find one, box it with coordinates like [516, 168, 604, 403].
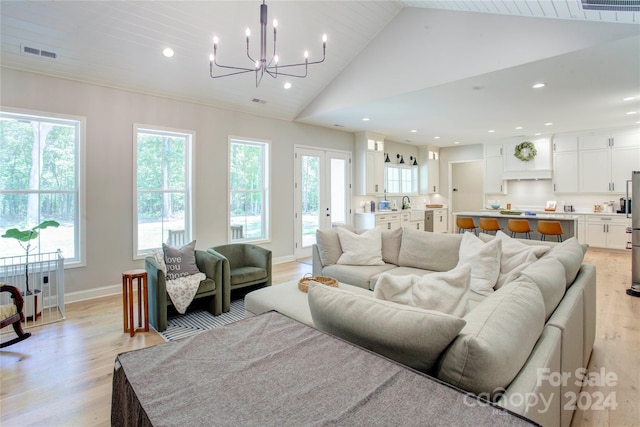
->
[245, 226, 595, 427]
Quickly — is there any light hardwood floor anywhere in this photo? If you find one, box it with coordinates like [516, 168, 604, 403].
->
[0, 252, 637, 426]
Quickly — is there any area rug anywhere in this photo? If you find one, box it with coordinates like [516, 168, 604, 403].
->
[158, 298, 245, 342]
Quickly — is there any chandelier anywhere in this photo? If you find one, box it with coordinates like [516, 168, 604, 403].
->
[209, 0, 327, 87]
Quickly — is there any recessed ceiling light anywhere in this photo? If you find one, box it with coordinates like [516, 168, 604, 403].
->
[532, 83, 546, 89]
[623, 96, 636, 101]
[534, 132, 542, 136]
[434, 136, 440, 139]
[162, 47, 174, 58]
[410, 129, 417, 133]
[626, 111, 637, 115]
[488, 130, 495, 133]
[362, 117, 370, 121]
[453, 141, 460, 144]
[515, 126, 523, 130]
[283, 82, 292, 89]
[545, 122, 553, 126]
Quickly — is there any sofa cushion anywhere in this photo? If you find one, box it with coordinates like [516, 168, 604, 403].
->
[308, 283, 466, 373]
[513, 257, 567, 320]
[381, 227, 403, 265]
[494, 231, 550, 289]
[336, 227, 385, 266]
[436, 277, 545, 400]
[456, 232, 502, 296]
[544, 237, 587, 288]
[322, 263, 396, 290]
[163, 240, 201, 280]
[369, 266, 437, 290]
[316, 228, 343, 266]
[373, 264, 471, 317]
[398, 228, 462, 272]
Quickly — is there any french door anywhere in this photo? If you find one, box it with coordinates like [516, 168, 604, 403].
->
[294, 147, 351, 259]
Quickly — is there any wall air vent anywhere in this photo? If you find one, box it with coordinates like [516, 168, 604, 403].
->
[581, 0, 640, 12]
[22, 45, 57, 59]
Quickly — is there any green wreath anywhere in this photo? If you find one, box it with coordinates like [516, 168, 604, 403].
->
[514, 141, 537, 162]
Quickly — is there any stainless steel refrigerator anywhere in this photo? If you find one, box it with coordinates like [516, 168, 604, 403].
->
[629, 171, 640, 297]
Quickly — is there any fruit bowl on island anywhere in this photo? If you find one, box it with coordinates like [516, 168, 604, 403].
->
[490, 204, 501, 209]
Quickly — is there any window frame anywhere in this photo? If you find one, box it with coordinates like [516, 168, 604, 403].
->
[384, 164, 418, 195]
[0, 107, 86, 268]
[133, 124, 195, 259]
[228, 136, 270, 243]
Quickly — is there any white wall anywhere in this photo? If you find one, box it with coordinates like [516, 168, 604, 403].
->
[1, 68, 354, 298]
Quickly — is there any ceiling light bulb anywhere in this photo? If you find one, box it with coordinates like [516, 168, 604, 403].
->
[284, 82, 292, 89]
[434, 136, 440, 139]
[213, 36, 219, 45]
[410, 129, 417, 133]
[488, 130, 495, 133]
[453, 141, 460, 144]
[532, 83, 546, 89]
[255, 60, 260, 69]
[273, 19, 278, 28]
[515, 126, 523, 130]
[274, 55, 279, 64]
[322, 34, 327, 43]
[626, 111, 637, 115]
[209, 53, 214, 61]
[304, 50, 309, 59]
[246, 28, 251, 37]
[545, 122, 553, 126]
[362, 117, 370, 121]
[162, 48, 174, 58]
[623, 96, 635, 101]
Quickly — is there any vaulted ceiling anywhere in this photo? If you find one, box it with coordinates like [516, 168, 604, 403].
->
[1, 1, 639, 146]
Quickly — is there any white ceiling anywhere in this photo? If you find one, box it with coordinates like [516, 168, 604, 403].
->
[1, 1, 639, 147]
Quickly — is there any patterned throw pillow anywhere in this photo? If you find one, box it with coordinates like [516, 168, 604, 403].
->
[162, 240, 201, 280]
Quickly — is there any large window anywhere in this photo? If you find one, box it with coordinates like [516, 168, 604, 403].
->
[229, 138, 269, 242]
[0, 110, 84, 265]
[384, 165, 417, 194]
[135, 125, 193, 257]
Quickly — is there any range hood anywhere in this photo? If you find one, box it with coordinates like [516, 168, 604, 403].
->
[502, 139, 552, 180]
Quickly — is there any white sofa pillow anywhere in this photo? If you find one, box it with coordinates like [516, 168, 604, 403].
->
[309, 283, 466, 373]
[544, 237, 587, 288]
[373, 264, 471, 317]
[495, 231, 550, 288]
[398, 228, 462, 272]
[336, 227, 385, 266]
[456, 232, 502, 296]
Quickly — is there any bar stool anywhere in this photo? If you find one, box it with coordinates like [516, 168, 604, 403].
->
[508, 219, 532, 239]
[456, 216, 477, 235]
[538, 220, 564, 242]
[122, 269, 149, 337]
[479, 218, 501, 235]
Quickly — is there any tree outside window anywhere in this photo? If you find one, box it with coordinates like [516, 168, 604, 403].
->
[0, 111, 82, 263]
[135, 126, 192, 256]
[229, 138, 269, 241]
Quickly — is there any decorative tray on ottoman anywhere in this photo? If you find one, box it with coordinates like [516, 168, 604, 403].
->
[298, 275, 338, 293]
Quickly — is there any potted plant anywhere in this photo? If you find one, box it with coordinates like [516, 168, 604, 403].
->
[1, 220, 60, 319]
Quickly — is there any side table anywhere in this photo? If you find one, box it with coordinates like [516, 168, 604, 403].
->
[122, 269, 149, 337]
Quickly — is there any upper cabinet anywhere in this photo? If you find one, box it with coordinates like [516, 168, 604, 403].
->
[484, 143, 507, 194]
[355, 132, 385, 195]
[578, 128, 640, 193]
[552, 134, 578, 193]
[502, 139, 552, 180]
[418, 146, 439, 194]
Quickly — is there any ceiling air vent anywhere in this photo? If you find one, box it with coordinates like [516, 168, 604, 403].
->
[581, 0, 640, 12]
[251, 98, 266, 104]
[22, 45, 57, 59]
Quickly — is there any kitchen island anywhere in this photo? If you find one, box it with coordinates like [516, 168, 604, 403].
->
[453, 210, 580, 240]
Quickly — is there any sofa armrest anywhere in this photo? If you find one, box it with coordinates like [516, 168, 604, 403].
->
[195, 249, 222, 283]
[145, 256, 168, 331]
[246, 245, 272, 285]
[206, 248, 231, 308]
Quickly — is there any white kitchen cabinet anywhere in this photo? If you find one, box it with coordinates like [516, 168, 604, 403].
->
[584, 215, 631, 250]
[553, 151, 578, 193]
[376, 212, 402, 230]
[578, 128, 640, 151]
[355, 132, 385, 195]
[433, 209, 448, 233]
[579, 138, 640, 193]
[419, 146, 440, 194]
[484, 149, 507, 194]
[552, 134, 578, 152]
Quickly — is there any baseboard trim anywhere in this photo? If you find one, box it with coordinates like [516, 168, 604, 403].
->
[64, 255, 298, 304]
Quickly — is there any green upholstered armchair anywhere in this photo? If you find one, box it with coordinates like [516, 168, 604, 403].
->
[145, 250, 223, 332]
[207, 244, 272, 312]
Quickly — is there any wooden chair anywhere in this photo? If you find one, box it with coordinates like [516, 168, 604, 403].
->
[456, 217, 477, 235]
[1, 284, 32, 348]
[479, 217, 501, 235]
[538, 221, 564, 242]
[508, 219, 532, 239]
[167, 229, 186, 247]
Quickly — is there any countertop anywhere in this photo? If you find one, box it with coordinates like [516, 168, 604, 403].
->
[456, 211, 582, 220]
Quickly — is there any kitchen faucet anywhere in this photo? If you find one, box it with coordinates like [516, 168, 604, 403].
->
[402, 196, 411, 209]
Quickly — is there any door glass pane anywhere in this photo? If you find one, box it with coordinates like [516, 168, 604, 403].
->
[301, 155, 320, 248]
[330, 158, 346, 225]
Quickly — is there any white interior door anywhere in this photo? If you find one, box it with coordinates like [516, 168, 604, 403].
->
[450, 161, 484, 214]
[294, 147, 351, 259]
